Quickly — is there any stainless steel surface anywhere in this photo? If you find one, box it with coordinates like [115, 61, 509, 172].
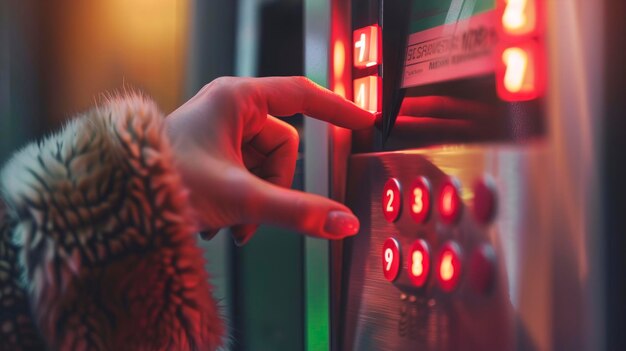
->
[342, 145, 550, 350]
[329, 0, 607, 350]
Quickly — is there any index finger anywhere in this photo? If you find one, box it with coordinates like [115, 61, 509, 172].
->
[250, 76, 375, 130]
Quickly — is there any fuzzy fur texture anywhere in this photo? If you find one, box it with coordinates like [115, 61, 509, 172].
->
[0, 95, 224, 350]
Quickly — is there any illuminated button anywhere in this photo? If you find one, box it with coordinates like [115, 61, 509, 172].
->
[437, 241, 463, 292]
[469, 244, 496, 294]
[382, 237, 401, 282]
[473, 177, 497, 223]
[353, 25, 381, 68]
[408, 177, 431, 224]
[407, 239, 430, 287]
[438, 178, 462, 224]
[353, 75, 381, 113]
[382, 178, 402, 222]
[496, 41, 545, 101]
[500, 0, 539, 37]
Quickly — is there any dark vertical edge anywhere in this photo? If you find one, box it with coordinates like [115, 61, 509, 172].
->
[604, 0, 626, 349]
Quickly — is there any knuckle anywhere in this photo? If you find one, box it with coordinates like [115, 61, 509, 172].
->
[285, 124, 300, 144]
[294, 75, 313, 86]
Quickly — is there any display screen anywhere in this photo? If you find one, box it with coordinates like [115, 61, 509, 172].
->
[402, 0, 497, 88]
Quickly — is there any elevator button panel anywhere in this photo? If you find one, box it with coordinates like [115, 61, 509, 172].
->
[376, 166, 499, 297]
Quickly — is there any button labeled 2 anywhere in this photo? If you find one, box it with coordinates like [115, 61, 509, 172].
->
[382, 178, 401, 222]
[382, 237, 401, 282]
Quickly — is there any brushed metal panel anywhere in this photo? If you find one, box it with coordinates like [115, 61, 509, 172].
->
[342, 144, 550, 351]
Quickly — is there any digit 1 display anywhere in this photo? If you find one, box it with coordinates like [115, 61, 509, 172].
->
[353, 75, 381, 113]
[496, 40, 545, 101]
[499, 0, 542, 37]
[353, 25, 381, 68]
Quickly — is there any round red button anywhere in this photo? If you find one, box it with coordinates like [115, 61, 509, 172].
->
[438, 178, 462, 224]
[382, 237, 401, 282]
[407, 239, 430, 287]
[408, 177, 431, 224]
[382, 178, 402, 222]
[469, 244, 496, 294]
[437, 241, 463, 292]
[473, 177, 497, 224]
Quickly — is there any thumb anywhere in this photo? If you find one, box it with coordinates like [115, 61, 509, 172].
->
[249, 181, 360, 239]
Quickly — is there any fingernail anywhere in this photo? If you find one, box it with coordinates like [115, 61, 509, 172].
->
[324, 211, 360, 237]
[233, 234, 253, 247]
[199, 229, 220, 241]
[232, 225, 257, 246]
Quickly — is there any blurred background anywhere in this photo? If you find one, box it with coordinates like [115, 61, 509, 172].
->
[1, 0, 307, 350]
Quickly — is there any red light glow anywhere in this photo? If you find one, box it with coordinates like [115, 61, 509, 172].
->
[499, 0, 542, 37]
[438, 179, 462, 224]
[353, 25, 381, 68]
[496, 41, 545, 101]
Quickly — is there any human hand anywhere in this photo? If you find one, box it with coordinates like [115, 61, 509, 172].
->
[165, 76, 374, 245]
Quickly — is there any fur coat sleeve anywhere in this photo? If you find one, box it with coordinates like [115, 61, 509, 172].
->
[0, 95, 225, 351]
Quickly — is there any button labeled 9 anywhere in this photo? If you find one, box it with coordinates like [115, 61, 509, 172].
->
[382, 237, 401, 282]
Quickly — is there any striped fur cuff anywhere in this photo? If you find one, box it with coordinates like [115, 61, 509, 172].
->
[0, 95, 224, 350]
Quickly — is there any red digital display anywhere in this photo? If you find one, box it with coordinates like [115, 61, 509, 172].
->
[407, 239, 430, 287]
[496, 0, 545, 101]
[498, 0, 543, 38]
[496, 41, 545, 101]
[382, 178, 402, 222]
[382, 237, 401, 282]
[437, 241, 463, 292]
[438, 179, 462, 224]
[408, 176, 431, 223]
[353, 25, 381, 68]
[353, 75, 381, 113]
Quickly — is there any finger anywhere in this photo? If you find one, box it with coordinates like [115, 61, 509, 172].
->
[248, 179, 360, 239]
[249, 76, 375, 130]
[399, 96, 496, 121]
[242, 143, 266, 174]
[247, 116, 299, 187]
